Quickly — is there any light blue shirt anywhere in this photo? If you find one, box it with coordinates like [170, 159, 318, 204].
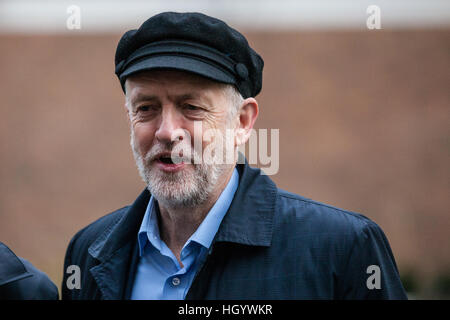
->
[130, 168, 239, 300]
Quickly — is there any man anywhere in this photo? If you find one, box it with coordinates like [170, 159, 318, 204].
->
[62, 12, 407, 300]
[0, 242, 58, 300]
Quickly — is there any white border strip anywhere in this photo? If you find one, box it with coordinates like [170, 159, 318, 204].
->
[0, 0, 449, 34]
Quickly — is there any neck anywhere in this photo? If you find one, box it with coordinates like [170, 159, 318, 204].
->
[156, 165, 235, 264]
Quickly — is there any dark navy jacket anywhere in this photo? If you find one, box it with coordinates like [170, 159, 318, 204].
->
[0, 242, 59, 300]
[62, 162, 407, 299]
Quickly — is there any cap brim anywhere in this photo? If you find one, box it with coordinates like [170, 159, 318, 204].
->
[119, 55, 236, 90]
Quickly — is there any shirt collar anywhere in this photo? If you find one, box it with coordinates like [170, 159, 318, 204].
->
[137, 167, 239, 256]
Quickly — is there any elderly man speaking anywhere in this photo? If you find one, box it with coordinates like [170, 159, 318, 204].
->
[62, 12, 407, 300]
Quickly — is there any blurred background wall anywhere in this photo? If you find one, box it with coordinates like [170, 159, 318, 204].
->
[0, 0, 449, 299]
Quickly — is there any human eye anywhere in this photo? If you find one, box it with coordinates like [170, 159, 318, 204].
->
[181, 104, 206, 119]
[137, 105, 149, 112]
[136, 104, 158, 114]
[183, 103, 209, 115]
[183, 104, 202, 111]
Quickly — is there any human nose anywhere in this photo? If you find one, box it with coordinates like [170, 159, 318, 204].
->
[154, 106, 184, 144]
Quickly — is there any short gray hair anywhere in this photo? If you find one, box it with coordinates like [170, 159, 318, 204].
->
[222, 84, 244, 121]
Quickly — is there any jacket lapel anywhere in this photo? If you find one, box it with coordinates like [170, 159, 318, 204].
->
[186, 160, 278, 299]
[214, 159, 277, 247]
[88, 189, 150, 299]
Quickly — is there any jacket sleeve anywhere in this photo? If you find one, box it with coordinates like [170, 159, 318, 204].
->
[339, 221, 408, 299]
[61, 230, 81, 300]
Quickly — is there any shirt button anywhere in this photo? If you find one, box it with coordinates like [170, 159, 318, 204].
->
[172, 277, 181, 286]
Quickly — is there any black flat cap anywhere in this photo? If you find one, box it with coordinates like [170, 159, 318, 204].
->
[115, 12, 264, 98]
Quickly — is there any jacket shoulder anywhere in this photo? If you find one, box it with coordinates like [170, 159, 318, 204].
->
[276, 188, 379, 236]
[275, 189, 406, 299]
[17, 258, 59, 300]
[0, 243, 58, 300]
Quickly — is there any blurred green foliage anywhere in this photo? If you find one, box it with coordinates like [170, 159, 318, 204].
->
[400, 268, 420, 294]
[431, 269, 450, 299]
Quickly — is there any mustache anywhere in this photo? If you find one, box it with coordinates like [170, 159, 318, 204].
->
[144, 142, 197, 164]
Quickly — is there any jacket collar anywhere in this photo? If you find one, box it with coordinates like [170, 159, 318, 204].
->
[87, 191, 149, 299]
[214, 159, 277, 247]
[88, 190, 150, 262]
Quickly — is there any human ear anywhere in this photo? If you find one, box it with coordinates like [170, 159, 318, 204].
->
[235, 98, 258, 146]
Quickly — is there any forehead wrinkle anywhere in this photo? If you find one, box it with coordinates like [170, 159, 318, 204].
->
[170, 92, 211, 107]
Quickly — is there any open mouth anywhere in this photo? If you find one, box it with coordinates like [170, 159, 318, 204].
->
[158, 156, 175, 164]
[155, 154, 188, 165]
[154, 154, 187, 172]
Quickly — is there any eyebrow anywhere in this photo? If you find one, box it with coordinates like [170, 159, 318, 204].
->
[130, 93, 159, 105]
[130, 92, 208, 106]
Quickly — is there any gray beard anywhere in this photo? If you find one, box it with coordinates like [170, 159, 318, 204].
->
[130, 132, 228, 209]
